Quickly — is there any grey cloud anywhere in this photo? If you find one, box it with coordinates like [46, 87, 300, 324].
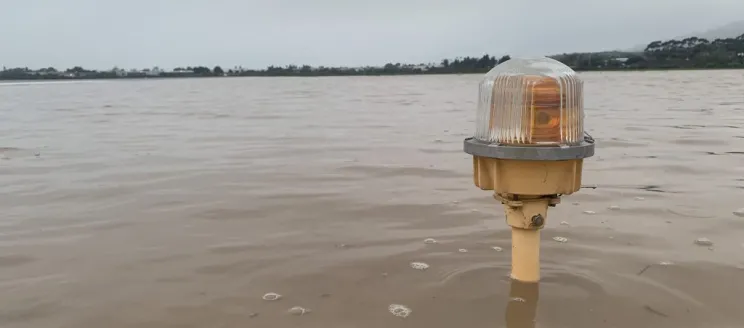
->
[1, 0, 742, 69]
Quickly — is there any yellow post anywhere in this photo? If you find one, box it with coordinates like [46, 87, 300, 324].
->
[500, 195, 551, 282]
[510, 227, 541, 282]
[471, 156, 572, 282]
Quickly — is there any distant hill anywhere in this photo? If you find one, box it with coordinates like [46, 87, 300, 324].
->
[629, 20, 744, 51]
[682, 20, 744, 41]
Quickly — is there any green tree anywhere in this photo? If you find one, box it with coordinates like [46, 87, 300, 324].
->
[213, 66, 224, 76]
[66, 66, 85, 73]
[192, 66, 211, 75]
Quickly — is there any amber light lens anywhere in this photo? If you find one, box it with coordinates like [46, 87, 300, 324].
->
[475, 57, 584, 146]
[529, 77, 562, 143]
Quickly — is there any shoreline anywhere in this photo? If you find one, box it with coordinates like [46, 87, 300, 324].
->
[2, 66, 743, 82]
[5, 32, 743, 82]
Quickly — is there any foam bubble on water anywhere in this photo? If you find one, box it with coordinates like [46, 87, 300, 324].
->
[694, 238, 713, 246]
[734, 208, 744, 218]
[659, 261, 673, 266]
[389, 304, 412, 318]
[452, 200, 460, 204]
[608, 205, 620, 210]
[262, 292, 282, 301]
[424, 238, 437, 244]
[510, 297, 526, 303]
[458, 248, 468, 253]
[560, 221, 570, 226]
[288, 306, 311, 316]
[409, 262, 430, 270]
[553, 236, 568, 243]
[635, 197, 645, 201]
[583, 210, 596, 215]
[492, 246, 503, 252]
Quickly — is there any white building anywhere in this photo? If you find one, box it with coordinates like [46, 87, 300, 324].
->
[145, 67, 162, 76]
[412, 64, 429, 71]
[111, 67, 128, 77]
[168, 69, 194, 74]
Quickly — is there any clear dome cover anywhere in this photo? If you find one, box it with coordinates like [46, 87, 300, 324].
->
[474, 57, 584, 146]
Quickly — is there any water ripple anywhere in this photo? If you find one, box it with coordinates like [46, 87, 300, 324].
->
[2, 72, 744, 328]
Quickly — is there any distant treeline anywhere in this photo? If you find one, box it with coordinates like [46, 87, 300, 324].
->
[2, 33, 744, 80]
[552, 33, 744, 71]
[0, 55, 513, 80]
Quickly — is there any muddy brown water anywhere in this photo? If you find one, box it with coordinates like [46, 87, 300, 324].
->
[1, 71, 744, 328]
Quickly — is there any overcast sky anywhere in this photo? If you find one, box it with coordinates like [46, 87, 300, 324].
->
[1, 0, 743, 70]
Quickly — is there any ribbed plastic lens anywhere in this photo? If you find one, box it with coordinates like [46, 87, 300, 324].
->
[474, 57, 584, 146]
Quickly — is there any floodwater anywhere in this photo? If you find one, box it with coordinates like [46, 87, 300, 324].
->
[1, 71, 744, 328]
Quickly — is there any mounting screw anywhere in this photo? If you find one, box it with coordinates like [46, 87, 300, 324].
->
[531, 214, 544, 227]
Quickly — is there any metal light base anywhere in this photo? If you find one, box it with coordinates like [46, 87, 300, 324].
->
[463, 137, 595, 195]
[463, 138, 595, 161]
